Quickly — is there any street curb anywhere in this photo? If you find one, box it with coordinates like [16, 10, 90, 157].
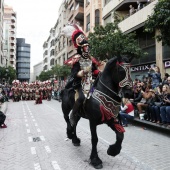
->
[133, 118, 170, 132]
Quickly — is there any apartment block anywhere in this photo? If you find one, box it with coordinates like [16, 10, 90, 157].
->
[32, 61, 43, 82]
[3, 5, 17, 69]
[103, 0, 170, 78]
[0, 0, 4, 66]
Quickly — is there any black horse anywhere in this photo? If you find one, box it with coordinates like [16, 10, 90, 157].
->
[60, 56, 133, 169]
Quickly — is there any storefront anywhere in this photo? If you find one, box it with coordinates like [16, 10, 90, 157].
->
[131, 63, 156, 80]
[130, 61, 170, 81]
[165, 60, 170, 75]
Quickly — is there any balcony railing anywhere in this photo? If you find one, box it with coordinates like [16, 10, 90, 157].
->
[74, 5, 84, 21]
[118, 0, 157, 33]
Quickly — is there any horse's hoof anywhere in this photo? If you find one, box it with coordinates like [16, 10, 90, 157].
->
[72, 137, 81, 146]
[90, 157, 103, 169]
[93, 164, 103, 169]
[73, 143, 80, 146]
[107, 144, 121, 157]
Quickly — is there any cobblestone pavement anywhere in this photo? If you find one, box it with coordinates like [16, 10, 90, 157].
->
[0, 100, 169, 170]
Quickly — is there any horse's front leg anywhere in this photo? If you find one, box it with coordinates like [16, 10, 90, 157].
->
[72, 116, 81, 146]
[107, 119, 124, 157]
[89, 121, 103, 169]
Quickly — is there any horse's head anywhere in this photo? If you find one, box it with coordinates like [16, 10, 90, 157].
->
[100, 56, 133, 99]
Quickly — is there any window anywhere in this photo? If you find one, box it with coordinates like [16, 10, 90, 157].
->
[86, 14, 90, 32]
[50, 49, 55, 56]
[95, 9, 100, 26]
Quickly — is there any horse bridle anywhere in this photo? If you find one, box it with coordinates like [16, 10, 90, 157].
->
[98, 61, 132, 99]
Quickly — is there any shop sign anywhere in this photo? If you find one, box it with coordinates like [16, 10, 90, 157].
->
[165, 61, 170, 68]
[131, 63, 155, 72]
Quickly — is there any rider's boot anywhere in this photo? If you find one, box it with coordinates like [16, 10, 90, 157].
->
[70, 100, 81, 126]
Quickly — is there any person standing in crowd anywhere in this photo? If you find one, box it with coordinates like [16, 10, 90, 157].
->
[150, 85, 163, 124]
[148, 66, 161, 89]
[166, 76, 170, 87]
[129, 5, 135, 16]
[159, 84, 170, 128]
[162, 73, 169, 85]
[120, 97, 134, 127]
[0, 111, 7, 128]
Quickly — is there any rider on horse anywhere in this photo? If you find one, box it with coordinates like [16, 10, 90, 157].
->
[63, 23, 100, 126]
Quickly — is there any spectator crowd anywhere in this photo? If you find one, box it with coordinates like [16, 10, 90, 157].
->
[120, 65, 170, 128]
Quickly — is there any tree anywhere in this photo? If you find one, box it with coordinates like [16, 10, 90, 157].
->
[0, 66, 16, 84]
[38, 65, 71, 81]
[145, 0, 170, 46]
[88, 23, 144, 61]
[7, 66, 17, 84]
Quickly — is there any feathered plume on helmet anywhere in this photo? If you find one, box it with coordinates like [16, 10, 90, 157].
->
[61, 23, 87, 48]
[61, 22, 90, 59]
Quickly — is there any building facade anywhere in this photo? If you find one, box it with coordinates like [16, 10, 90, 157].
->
[102, 0, 170, 79]
[42, 0, 103, 71]
[32, 61, 43, 82]
[42, 0, 170, 80]
[0, 0, 4, 67]
[3, 5, 17, 69]
[16, 38, 30, 82]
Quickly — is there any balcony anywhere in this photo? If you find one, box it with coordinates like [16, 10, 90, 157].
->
[10, 57, 15, 62]
[11, 24, 15, 29]
[10, 39, 16, 45]
[118, 0, 157, 33]
[74, 5, 84, 21]
[10, 52, 15, 56]
[11, 15, 16, 23]
[67, 45, 74, 53]
[68, 9, 74, 21]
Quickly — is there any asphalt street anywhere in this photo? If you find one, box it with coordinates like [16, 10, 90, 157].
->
[0, 99, 169, 170]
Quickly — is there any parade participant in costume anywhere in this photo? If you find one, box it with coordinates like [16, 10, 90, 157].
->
[62, 23, 100, 126]
[11, 80, 20, 102]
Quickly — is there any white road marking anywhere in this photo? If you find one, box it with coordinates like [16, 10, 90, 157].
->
[51, 161, 61, 170]
[31, 147, 36, 155]
[28, 137, 33, 142]
[40, 136, 45, 141]
[44, 146, 51, 153]
[37, 128, 41, 132]
[27, 129, 30, 133]
[34, 163, 41, 170]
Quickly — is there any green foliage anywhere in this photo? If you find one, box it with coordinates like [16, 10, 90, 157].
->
[0, 66, 16, 84]
[88, 23, 144, 61]
[38, 65, 71, 81]
[145, 0, 170, 46]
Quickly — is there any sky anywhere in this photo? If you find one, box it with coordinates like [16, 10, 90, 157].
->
[4, 0, 63, 70]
